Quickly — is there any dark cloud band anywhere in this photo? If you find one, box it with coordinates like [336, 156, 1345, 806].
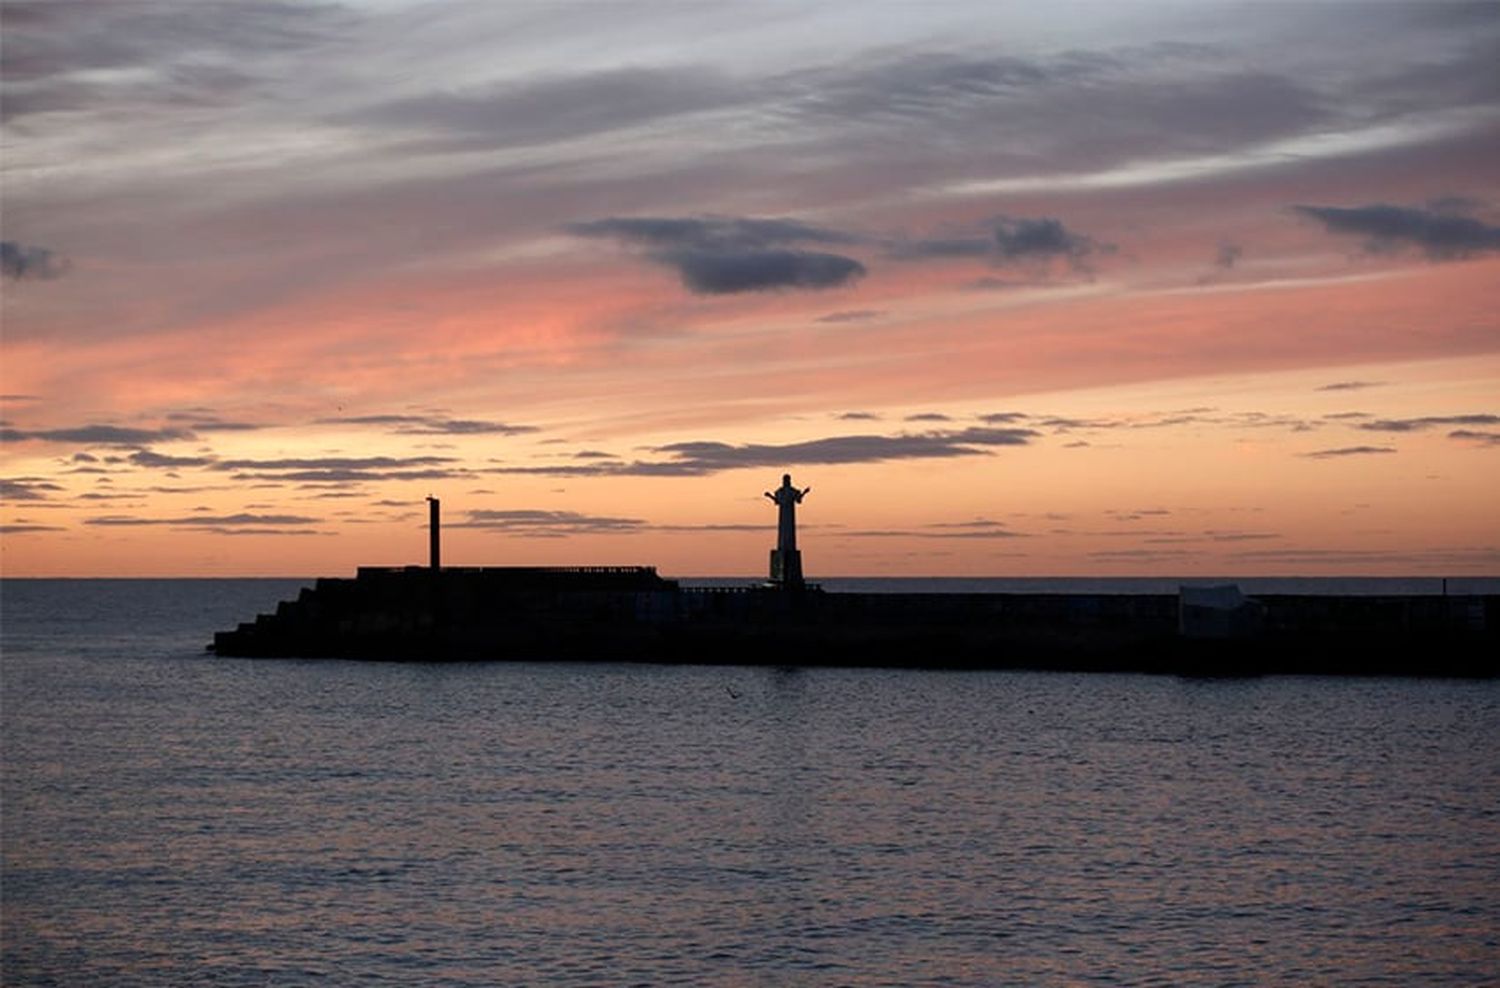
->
[1295, 203, 1500, 259]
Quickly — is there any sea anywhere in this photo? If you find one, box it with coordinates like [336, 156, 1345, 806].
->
[2, 577, 1498, 986]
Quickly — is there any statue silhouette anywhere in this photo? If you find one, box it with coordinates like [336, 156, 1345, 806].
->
[764, 473, 810, 587]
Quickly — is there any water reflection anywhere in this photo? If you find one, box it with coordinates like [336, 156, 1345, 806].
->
[3, 631, 1498, 984]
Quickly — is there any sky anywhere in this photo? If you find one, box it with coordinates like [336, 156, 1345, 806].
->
[2, 0, 1498, 578]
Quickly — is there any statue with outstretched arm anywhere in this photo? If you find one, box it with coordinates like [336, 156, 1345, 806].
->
[764, 473, 810, 586]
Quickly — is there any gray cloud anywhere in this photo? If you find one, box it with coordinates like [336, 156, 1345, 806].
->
[816, 309, 884, 324]
[315, 415, 538, 436]
[85, 512, 318, 527]
[1141, 531, 1279, 544]
[163, 412, 265, 431]
[890, 216, 1106, 271]
[568, 215, 866, 294]
[568, 216, 860, 250]
[666, 248, 866, 294]
[1088, 548, 1192, 560]
[650, 427, 1036, 473]
[450, 509, 646, 537]
[1, 523, 66, 534]
[2, 478, 65, 501]
[190, 527, 331, 536]
[1300, 445, 1398, 459]
[487, 425, 1037, 478]
[1448, 429, 1500, 447]
[211, 454, 469, 485]
[129, 449, 215, 469]
[844, 518, 1026, 540]
[1294, 203, 1500, 259]
[233, 468, 467, 484]
[215, 455, 456, 471]
[1, 241, 68, 280]
[995, 217, 1099, 264]
[1358, 414, 1500, 432]
[1316, 380, 1385, 391]
[1, 425, 196, 445]
[346, 65, 741, 150]
[888, 236, 993, 260]
[2, 0, 348, 120]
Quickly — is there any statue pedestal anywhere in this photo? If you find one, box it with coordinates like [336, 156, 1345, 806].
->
[769, 548, 804, 588]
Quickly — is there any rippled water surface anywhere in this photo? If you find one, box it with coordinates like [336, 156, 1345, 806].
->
[3, 580, 1498, 985]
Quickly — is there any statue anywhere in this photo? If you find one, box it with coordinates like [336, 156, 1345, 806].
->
[764, 473, 810, 587]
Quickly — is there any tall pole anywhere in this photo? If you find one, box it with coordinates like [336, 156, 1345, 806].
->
[426, 495, 441, 571]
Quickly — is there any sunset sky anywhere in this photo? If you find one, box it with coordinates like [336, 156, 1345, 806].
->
[2, 1, 1497, 578]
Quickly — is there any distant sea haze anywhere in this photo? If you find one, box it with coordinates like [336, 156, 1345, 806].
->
[2, 578, 1498, 985]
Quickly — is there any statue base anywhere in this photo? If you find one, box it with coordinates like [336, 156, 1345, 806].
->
[769, 549, 804, 588]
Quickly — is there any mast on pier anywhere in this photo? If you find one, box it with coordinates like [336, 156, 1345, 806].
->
[426, 495, 441, 570]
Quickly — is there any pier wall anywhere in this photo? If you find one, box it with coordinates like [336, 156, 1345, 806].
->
[211, 567, 1497, 676]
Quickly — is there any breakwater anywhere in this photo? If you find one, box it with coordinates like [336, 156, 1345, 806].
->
[211, 566, 1496, 676]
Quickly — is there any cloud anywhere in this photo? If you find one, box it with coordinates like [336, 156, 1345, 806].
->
[0, 524, 66, 534]
[128, 449, 215, 469]
[649, 427, 1036, 472]
[189, 528, 330, 536]
[1140, 531, 1279, 544]
[1358, 414, 1500, 432]
[486, 426, 1038, 478]
[2, 1, 348, 121]
[163, 412, 265, 431]
[346, 65, 741, 150]
[568, 215, 866, 294]
[1300, 445, 1398, 459]
[210, 454, 469, 485]
[816, 309, 884, 323]
[214, 455, 457, 471]
[1215, 242, 1243, 270]
[450, 509, 646, 537]
[667, 249, 866, 294]
[1088, 548, 1192, 560]
[85, 512, 319, 527]
[568, 216, 860, 249]
[1294, 203, 1500, 259]
[1448, 429, 1500, 447]
[844, 518, 1027, 540]
[2, 478, 65, 501]
[888, 236, 993, 260]
[1316, 380, 1385, 391]
[994, 217, 1099, 265]
[315, 415, 537, 435]
[233, 468, 467, 484]
[1, 241, 68, 280]
[890, 216, 1106, 272]
[1, 425, 195, 445]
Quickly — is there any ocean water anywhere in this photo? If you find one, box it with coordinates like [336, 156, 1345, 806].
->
[2, 578, 1498, 986]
